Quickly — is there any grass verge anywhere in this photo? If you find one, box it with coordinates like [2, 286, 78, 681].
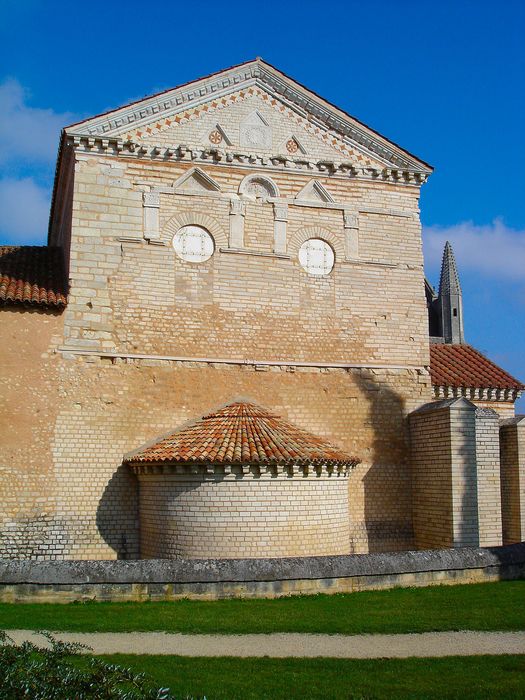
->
[1, 581, 524, 634]
[92, 654, 525, 699]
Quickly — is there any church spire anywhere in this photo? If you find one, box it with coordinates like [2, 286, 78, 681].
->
[437, 241, 464, 344]
[439, 240, 462, 296]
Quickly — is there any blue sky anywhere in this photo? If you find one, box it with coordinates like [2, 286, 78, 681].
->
[1, 0, 524, 407]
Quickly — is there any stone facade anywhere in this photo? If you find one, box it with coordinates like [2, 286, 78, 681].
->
[0, 59, 521, 561]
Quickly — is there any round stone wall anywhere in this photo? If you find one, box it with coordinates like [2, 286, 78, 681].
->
[137, 466, 350, 559]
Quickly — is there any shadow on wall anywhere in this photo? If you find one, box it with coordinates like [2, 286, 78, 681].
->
[96, 463, 139, 560]
[353, 370, 414, 553]
[94, 372, 415, 560]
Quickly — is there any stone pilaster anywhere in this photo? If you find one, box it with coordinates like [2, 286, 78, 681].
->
[229, 199, 246, 248]
[143, 191, 160, 242]
[343, 209, 359, 259]
[273, 203, 288, 254]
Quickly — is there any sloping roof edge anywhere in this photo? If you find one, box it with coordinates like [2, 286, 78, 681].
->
[64, 58, 433, 172]
[429, 343, 524, 392]
[124, 401, 360, 467]
[0, 245, 68, 308]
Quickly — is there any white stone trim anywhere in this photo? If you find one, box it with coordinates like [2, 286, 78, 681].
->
[228, 198, 246, 248]
[273, 203, 288, 254]
[219, 247, 290, 260]
[433, 385, 522, 402]
[131, 463, 351, 478]
[238, 172, 280, 199]
[287, 225, 345, 261]
[143, 191, 160, 242]
[58, 346, 427, 371]
[343, 209, 359, 260]
[66, 60, 431, 173]
[295, 179, 334, 203]
[161, 211, 228, 248]
[172, 166, 221, 192]
[65, 135, 430, 186]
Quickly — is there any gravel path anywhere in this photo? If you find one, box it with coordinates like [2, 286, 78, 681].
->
[6, 630, 525, 658]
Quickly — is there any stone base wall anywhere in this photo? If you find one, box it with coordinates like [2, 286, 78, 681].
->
[138, 470, 350, 558]
[1, 543, 523, 602]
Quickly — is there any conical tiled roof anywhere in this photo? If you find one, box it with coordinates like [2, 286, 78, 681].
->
[125, 401, 360, 467]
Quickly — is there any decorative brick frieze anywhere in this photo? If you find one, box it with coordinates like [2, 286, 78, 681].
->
[69, 61, 431, 175]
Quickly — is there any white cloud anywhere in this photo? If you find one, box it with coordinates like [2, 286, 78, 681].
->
[423, 219, 525, 281]
[0, 178, 50, 243]
[0, 78, 76, 164]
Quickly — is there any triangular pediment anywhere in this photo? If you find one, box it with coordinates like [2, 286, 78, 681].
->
[173, 167, 221, 192]
[65, 59, 432, 173]
[295, 179, 334, 203]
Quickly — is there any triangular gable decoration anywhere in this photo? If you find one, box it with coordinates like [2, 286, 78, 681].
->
[206, 123, 233, 147]
[280, 135, 307, 155]
[295, 179, 334, 203]
[173, 167, 221, 193]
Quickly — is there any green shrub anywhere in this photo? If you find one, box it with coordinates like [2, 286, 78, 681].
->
[0, 630, 175, 699]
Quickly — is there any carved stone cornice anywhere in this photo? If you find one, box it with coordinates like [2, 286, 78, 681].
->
[66, 134, 429, 186]
[130, 461, 351, 479]
[433, 385, 522, 403]
[66, 59, 432, 174]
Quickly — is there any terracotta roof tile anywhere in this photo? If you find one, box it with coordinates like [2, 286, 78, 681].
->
[429, 344, 524, 391]
[125, 402, 360, 467]
[0, 246, 68, 308]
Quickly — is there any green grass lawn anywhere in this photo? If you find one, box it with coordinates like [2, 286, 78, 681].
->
[92, 654, 525, 699]
[1, 581, 524, 634]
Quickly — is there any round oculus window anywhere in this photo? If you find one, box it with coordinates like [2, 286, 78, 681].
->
[298, 238, 335, 276]
[172, 225, 214, 263]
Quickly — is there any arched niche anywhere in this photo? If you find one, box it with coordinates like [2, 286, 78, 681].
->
[238, 173, 280, 200]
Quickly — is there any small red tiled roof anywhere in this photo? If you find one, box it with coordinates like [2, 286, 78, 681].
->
[0, 246, 68, 307]
[125, 401, 360, 467]
[429, 344, 524, 391]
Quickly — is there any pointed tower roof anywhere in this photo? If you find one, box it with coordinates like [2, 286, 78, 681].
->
[124, 401, 360, 467]
[438, 241, 462, 296]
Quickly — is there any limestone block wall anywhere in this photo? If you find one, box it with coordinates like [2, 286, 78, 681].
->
[0, 309, 64, 559]
[449, 403, 479, 547]
[410, 399, 504, 550]
[2, 118, 434, 561]
[56, 151, 429, 369]
[410, 401, 454, 548]
[136, 468, 350, 559]
[500, 417, 525, 544]
[475, 408, 502, 546]
[0, 331, 431, 559]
